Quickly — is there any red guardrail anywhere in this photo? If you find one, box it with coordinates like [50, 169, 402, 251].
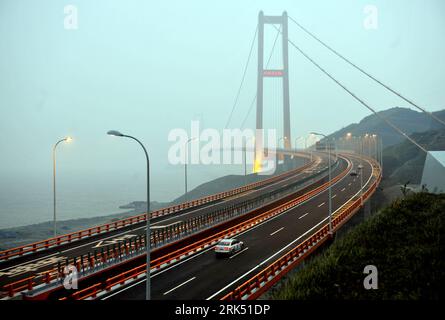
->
[3, 276, 35, 299]
[0, 153, 316, 262]
[220, 158, 381, 300]
[59, 156, 351, 300]
[2, 240, 144, 298]
[59, 283, 102, 300]
[2, 155, 323, 298]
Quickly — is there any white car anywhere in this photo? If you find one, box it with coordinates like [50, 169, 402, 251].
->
[214, 238, 244, 257]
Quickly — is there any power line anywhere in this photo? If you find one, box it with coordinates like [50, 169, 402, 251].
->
[225, 25, 258, 129]
[288, 15, 445, 128]
[240, 25, 282, 129]
[271, 24, 427, 153]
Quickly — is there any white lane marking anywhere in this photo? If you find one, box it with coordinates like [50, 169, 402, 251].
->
[149, 160, 321, 225]
[332, 194, 337, 199]
[270, 227, 284, 236]
[341, 188, 346, 192]
[106, 157, 350, 291]
[1, 225, 145, 272]
[102, 156, 357, 299]
[0, 252, 59, 272]
[102, 278, 146, 299]
[298, 213, 309, 219]
[229, 247, 249, 259]
[206, 158, 375, 300]
[223, 191, 255, 202]
[0, 255, 67, 278]
[163, 277, 196, 295]
[318, 202, 325, 207]
[62, 226, 146, 253]
[92, 234, 138, 248]
[0, 155, 317, 271]
[206, 214, 332, 300]
[151, 221, 182, 229]
[5, 155, 326, 291]
[348, 183, 352, 186]
[104, 159, 363, 300]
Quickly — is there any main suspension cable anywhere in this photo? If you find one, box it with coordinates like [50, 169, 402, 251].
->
[288, 15, 445, 128]
[272, 24, 427, 153]
[225, 25, 258, 129]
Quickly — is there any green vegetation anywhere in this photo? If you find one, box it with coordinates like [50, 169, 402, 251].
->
[272, 192, 445, 300]
[382, 128, 445, 185]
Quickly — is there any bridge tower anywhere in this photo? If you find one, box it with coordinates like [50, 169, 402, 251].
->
[255, 11, 291, 171]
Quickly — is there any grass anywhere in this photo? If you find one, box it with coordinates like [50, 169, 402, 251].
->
[272, 192, 445, 300]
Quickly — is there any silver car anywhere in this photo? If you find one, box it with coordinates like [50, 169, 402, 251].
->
[214, 238, 244, 257]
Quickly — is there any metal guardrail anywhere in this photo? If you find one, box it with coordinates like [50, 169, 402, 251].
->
[0, 153, 315, 262]
[220, 157, 381, 300]
[150, 160, 333, 248]
[2, 154, 322, 298]
[3, 239, 147, 298]
[57, 156, 352, 300]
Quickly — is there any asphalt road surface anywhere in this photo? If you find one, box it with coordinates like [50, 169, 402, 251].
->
[103, 154, 373, 300]
[0, 153, 331, 289]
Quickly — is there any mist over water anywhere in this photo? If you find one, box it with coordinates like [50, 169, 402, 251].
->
[0, 163, 247, 229]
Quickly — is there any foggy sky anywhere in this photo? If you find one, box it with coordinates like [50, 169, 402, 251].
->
[1, 0, 444, 204]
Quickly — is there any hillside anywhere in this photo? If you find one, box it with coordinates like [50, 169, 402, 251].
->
[171, 157, 304, 204]
[0, 157, 305, 250]
[323, 106, 445, 187]
[382, 128, 445, 185]
[272, 192, 445, 300]
[327, 107, 445, 148]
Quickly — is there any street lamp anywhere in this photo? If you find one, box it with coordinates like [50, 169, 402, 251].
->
[372, 134, 378, 162]
[278, 136, 288, 149]
[107, 130, 151, 300]
[310, 132, 333, 235]
[295, 136, 304, 150]
[277, 137, 288, 164]
[53, 136, 72, 238]
[295, 136, 306, 164]
[184, 137, 196, 202]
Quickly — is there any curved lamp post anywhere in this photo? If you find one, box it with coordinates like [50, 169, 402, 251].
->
[107, 130, 151, 300]
[53, 136, 72, 238]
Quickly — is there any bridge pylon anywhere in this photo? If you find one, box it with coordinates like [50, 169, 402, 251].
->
[255, 11, 292, 171]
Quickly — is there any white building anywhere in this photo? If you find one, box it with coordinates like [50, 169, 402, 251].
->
[420, 151, 445, 193]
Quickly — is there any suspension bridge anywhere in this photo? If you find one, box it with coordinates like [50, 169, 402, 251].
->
[1, 10, 439, 300]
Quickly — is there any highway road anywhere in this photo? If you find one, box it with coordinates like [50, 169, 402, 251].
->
[103, 154, 372, 300]
[0, 153, 331, 292]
